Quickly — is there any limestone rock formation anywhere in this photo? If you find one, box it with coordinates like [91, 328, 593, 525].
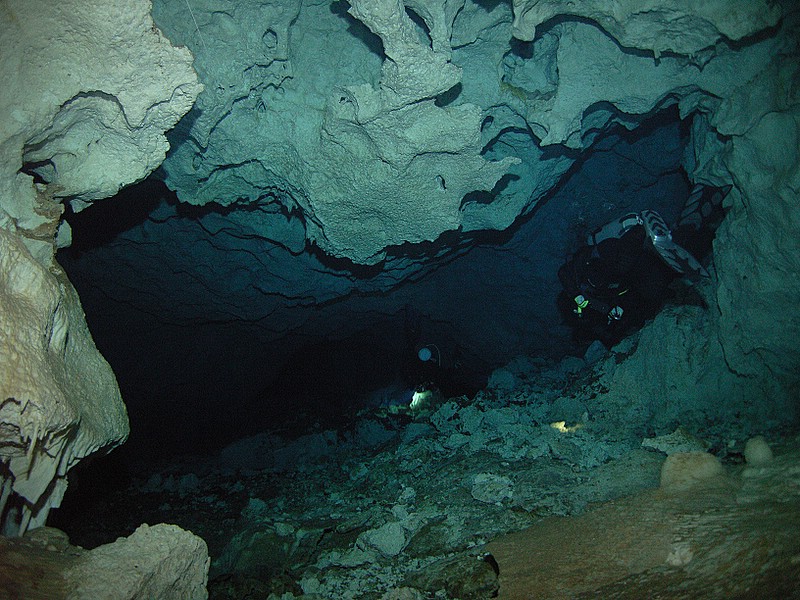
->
[509, 0, 781, 55]
[49, 0, 800, 456]
[156, 0, 521, 264]
[507, 4, 785, 148]
[0, 0, 202, 262]
[486, 436, 800, 598]
[0, 229, 128, 536]
[0, 0, 201, 535]
[151, 0, 794, 274]
[710, 61, 800, 381]
[649, 9, 800, 390]
[0, 523, 209, 599]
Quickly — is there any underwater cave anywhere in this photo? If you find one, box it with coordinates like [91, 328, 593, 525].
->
[1, 0, 799, 598]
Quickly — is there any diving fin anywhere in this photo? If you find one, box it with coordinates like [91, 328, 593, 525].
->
[641, 209, 709, 280]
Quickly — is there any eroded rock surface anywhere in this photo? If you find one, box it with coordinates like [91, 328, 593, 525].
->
[0, 523, 209, 600]
[510, 0, 781, 54]
[0, 229, 127, 536]
[0, 0, 201, 261]
[156, 0, 522, 264]
[0, 0, 200, 535]
[487, 436, 800, 598]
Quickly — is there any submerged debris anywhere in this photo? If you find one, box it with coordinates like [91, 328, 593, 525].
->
[50, 344, 798, 599]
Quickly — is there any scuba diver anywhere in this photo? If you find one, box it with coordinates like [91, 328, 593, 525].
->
[412, 342, 467, 397]
[558, 183, 729, 346]
[401, 305, 473, 397]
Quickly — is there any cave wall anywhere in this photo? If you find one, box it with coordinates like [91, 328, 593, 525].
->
[0, 0, 201, 534]
[153, 0, 529, 265]
[598, 5, 800, 426]
[711, 79, 800, 382]
[59, 112, 692, 458]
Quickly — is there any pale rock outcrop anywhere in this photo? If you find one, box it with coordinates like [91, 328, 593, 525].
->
[0, 0, 201, 535]
[0, 228, 128, 536]
[0, 0, 201, 263]
[66, 523, 209, 600]
[0, 523, 209, 599]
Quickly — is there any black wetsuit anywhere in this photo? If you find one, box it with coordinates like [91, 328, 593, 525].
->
[557, 226, 676, 346]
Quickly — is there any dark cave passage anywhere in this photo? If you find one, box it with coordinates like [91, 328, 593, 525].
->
[52, 104, 719, 467]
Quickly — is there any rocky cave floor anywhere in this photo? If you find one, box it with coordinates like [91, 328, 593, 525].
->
[51, 336, 800, 600]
